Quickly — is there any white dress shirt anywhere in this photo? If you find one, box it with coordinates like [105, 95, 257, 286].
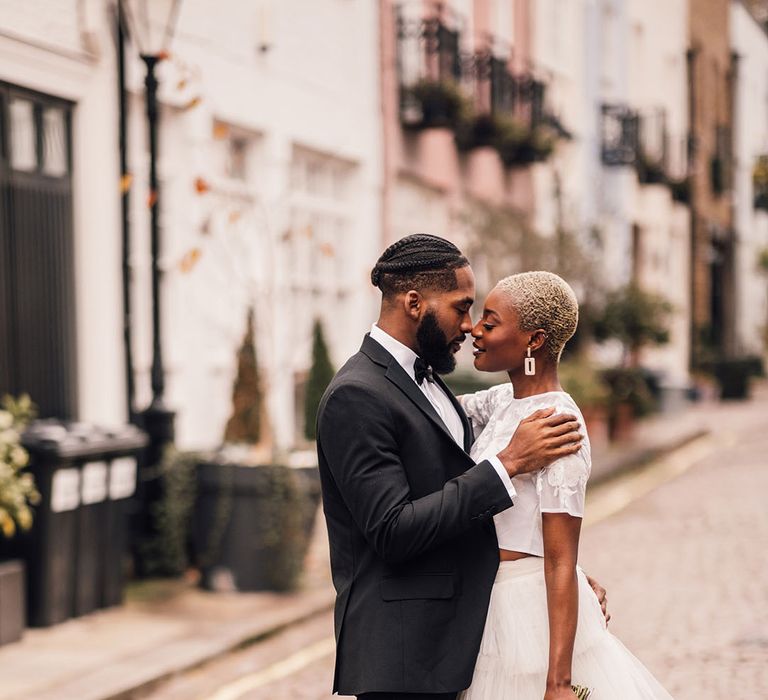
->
[369, 324, 516, 501]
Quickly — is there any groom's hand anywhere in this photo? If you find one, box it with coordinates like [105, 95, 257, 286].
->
[585, 573, 610, 624]
[496, 407, 582, 478]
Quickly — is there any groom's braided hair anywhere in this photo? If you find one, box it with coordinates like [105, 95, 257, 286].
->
[371, 233, 469, 299]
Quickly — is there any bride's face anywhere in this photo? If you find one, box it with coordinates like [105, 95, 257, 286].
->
[470, 288, 529, 373]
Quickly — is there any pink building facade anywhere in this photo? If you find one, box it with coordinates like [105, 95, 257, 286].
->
[378, 0, 561, 271]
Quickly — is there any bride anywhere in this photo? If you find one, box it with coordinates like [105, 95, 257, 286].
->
[458, 271, 673, 700]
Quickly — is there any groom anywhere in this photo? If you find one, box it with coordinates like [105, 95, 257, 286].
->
[317, 234, 597, 699]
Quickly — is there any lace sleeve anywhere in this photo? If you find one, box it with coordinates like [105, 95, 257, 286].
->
[457, 384, 508, 436]
[536, 450, 591, 517]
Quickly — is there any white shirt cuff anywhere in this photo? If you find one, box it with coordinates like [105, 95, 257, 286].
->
[486, 455, 517, 502]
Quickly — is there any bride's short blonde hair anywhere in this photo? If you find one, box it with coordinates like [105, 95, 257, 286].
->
[494, 271, 579, 361]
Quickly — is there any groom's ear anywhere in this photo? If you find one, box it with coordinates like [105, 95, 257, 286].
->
[403, 290, 422, 320]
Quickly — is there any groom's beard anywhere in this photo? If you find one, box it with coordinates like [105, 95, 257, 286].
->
[416, 310, 457, 375]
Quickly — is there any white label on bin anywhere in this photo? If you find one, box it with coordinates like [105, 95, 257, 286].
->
[109, 457, 137, 500]
[51, 468, 80, 513]
[81, 461, 108, 504]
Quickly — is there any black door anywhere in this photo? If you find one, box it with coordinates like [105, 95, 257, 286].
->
[0, 82, 77, 418]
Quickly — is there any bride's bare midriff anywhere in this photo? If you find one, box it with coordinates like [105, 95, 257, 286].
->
[499, 549, 532, 561]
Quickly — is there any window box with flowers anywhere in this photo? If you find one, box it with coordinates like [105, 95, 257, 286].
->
[0, 395, 39, 646]
[753, 156, 768, 211]
[401, 79, 470, 132]
[493, 116, 556, 167]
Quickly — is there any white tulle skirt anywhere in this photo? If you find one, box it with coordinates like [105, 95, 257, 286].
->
[460, 557, 674, 700]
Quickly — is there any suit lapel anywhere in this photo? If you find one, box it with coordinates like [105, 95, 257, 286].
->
[384, 363, 460, 449]
[360, 334, 469, 455]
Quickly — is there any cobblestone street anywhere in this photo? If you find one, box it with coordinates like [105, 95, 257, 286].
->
[147, 398, 768, 700]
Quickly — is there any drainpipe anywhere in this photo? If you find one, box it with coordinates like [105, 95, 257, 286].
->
[115, 0, 136, 422]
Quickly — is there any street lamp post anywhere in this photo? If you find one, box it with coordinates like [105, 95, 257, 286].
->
[138, 50, 174, 466]
[121, 0, 182, 572]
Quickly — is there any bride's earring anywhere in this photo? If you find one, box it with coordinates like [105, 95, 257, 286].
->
[525, 347, 536, 376]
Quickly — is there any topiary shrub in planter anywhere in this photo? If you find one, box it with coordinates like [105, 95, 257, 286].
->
[559, 359, 612, 449]
[593, 284, 673, 367]
[193, 457, 321, 592]
[600, 367, 658, 442]
[190, 311, 322, 592]
[136, 447, 199, 578]
[304, 319, 335, 442]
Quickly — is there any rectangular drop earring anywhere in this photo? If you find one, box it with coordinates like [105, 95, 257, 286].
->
[525, 347, 536, 376]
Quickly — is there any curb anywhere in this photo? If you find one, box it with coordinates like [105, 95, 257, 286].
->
[589, 427, 710, 488]
[106, 590, 336, 700]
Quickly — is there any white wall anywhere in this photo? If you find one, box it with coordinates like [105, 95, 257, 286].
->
[123, 0, 383, 452]
[628, 0, 690, 387]
[0, 0, 128, 427]
[731, 0, 768, 356]
[531, 0, 691, 386]
[1, 0, 384, 453]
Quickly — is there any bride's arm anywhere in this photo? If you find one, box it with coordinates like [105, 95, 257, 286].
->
[542, 512, 582, 699]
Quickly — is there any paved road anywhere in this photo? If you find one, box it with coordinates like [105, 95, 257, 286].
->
[148, 407, 768, 700]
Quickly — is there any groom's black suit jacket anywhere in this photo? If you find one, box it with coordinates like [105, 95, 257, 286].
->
[317, 334, 514, 696]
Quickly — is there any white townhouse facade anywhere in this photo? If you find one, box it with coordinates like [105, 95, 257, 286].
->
[0, 0, 383, 454]
[531, 0, 692, 398]
[730, 0, 768, 357]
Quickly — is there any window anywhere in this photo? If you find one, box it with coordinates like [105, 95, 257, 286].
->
[9, 98, 36, 172]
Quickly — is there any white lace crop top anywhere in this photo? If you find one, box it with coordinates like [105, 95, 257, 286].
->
[459, 384, 591, 557]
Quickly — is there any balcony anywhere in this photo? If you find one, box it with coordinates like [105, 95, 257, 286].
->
[459, 50, 558, 165]
[395, 5, 563, 167]
[396, 7, 466, 130]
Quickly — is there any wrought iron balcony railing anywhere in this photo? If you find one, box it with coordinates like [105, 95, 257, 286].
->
[601, 104, 639, 166]
[396, 6, 465, 128]
[394, 4, 564, 165]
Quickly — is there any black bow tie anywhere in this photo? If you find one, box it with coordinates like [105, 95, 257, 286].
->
[414, 357, 434, 385]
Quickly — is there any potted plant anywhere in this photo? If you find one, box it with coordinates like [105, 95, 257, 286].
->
[492, 116, 556, 167]
[711, 355, 764, 400]
[192, 311, 324, 592]
[753, 156, 768, 211]
[401, 79, 469, 131]
[593, 284, 673, 368]
[0, 394, 39, 646]
[600, 367, 658, 442]
[559, 359, 611, 449]
[592, 285, 672, 440]
[455, 113, 499, 152]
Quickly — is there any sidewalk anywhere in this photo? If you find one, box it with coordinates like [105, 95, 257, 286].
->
[0, 516, 335, 700]
[1, 384, 765, 700]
